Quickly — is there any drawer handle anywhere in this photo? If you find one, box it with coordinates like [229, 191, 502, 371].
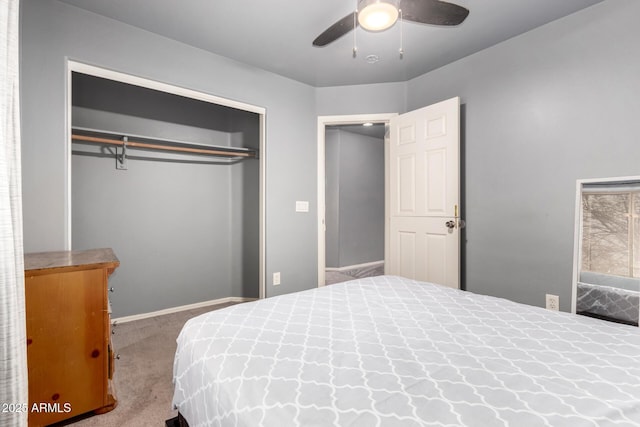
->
[116, 354, 121, 360]
[109, 287, 115, 293]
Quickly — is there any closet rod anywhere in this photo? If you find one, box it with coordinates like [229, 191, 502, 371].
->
[71, 133, 257, 158]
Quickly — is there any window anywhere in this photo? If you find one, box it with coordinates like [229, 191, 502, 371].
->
[581, 191, 640, 278]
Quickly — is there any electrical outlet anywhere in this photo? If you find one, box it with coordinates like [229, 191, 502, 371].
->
[273, 272, 281, 286]
[545, 294, 559, 311]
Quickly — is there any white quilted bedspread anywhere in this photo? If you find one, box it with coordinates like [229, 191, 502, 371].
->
[172, 276, 640, 427]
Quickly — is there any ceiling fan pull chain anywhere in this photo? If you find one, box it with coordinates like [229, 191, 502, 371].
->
[399, 8, 404, 59]
[353, 3, 358, 58]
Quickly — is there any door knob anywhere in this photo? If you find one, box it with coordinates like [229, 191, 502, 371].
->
[445, 220, 456, 230]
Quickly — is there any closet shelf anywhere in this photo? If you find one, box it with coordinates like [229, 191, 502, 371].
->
[71, 127, 258, 159]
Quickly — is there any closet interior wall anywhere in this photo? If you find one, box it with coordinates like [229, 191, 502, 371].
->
[71, 73, 259, 318]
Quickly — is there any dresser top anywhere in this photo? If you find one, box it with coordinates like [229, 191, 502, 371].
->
[24, 248, 119, 274]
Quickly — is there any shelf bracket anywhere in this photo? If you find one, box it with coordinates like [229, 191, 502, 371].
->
[116, 136, 128, 170]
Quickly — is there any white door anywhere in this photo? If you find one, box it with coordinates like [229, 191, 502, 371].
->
[387, 97, 461, 288]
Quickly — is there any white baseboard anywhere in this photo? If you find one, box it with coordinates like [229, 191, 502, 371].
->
[325, 260, 384, 272]
[112, 296, 257, 324]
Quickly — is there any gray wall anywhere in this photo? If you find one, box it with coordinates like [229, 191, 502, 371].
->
[21, 0, 640, 314]
[405, 0, 640, 311]
[325, 128, 385, 268]
[71, 74, 259, 317]
[325, 129, 341, 268]
[20, 0, 317, 304]
[316, 82, 406, 116]
[316, 0, 640, 312]
[230, 111, 261, 299]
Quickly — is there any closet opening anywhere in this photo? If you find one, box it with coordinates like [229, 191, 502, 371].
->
[66, 61, 265, 320]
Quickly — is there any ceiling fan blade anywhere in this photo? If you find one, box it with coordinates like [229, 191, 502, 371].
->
[313, 12, 358, 47]
[400, 0, 469, 26]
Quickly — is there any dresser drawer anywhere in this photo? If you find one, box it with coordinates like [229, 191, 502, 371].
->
[24, 248, 120, 426]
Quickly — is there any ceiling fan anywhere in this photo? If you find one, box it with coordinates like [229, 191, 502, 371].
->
[313, 0, 469, 47]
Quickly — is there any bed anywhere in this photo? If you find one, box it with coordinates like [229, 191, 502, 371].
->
[172, 275, 640, 426]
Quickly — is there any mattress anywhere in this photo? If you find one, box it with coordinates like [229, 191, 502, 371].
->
[576, 281, 639, 325]
[172, 275, 640, 427]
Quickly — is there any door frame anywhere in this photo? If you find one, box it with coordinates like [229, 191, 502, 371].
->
[65, 60, 267, 299]
[317, 113, 397, 287]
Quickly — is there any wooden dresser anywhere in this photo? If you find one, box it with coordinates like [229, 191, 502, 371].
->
[24, 248, 119, 426]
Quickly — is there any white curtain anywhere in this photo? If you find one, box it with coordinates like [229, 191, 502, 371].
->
[0, 0, 28, 426]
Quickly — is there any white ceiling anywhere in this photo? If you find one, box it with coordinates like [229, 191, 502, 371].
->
[57, 0, 602, 87]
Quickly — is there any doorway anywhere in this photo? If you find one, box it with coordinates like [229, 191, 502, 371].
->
[318, 98, 462, 289]
[317, 114, 396, 287]
[325, 123, 385, 285]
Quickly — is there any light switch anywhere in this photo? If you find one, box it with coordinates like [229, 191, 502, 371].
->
[295, 201, 309, 212]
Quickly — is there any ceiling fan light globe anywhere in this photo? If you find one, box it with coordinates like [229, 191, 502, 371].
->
[358, 0, 399, 32]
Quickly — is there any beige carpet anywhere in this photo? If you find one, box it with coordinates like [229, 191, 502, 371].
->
[55, 302, 238, 427]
